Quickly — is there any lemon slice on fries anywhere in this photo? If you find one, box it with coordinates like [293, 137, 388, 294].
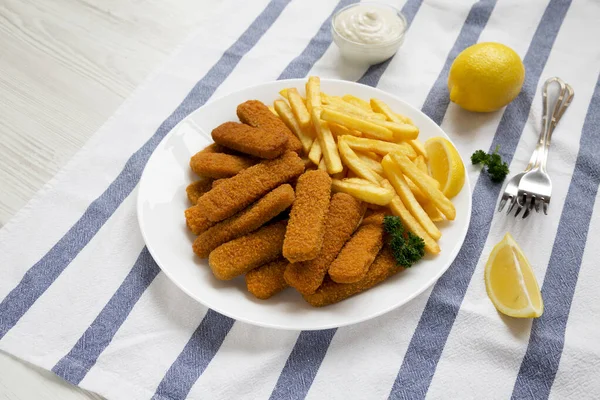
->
[485, 233, 543, 318]
[424, 137, 465, 198]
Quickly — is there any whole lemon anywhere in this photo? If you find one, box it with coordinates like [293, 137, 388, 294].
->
[448, 42, 525, 112]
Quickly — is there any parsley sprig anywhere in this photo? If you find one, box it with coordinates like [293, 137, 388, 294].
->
[383, 216, 425, 268]
[471, 145, 509, 182]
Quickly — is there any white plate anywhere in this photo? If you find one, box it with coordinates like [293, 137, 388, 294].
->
[137, 79, 471, 331]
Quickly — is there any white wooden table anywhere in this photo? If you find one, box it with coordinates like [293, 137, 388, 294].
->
[0, 0, 207, 398]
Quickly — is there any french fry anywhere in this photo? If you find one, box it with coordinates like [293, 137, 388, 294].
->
[306, 76, 321, 113]
[321, 108, 394, 141]
[410, 139, 428, 160]
[318, 157, 327, 171]
[331, 179, 394, 206]
[308, 139, 322, 165]
[422, 200, 444, 222]
[356, 151, 384, 175]
[312, 108, 343, 174]
[340, 135, 417, 159]
[396, 113, 414, 125]
[414, 155, 428, 172]
[389, 196, 440, 254]
[322, 93, 387, 120]
[279, 88, 305, 102]
[342, 94, 372, 111]
[288, 88, 311, 128]
[342, 177, 372, 186]
[382, 155, 441, 240]
[370, 98, 414, 125]
[406, 177, 428, 203]
[329, 123, 362, 138]
[274, 100, 314, 153]
[414, 154, 443, 221]
[268, 105, 278, 115]
[361, 150, 381, 161]
[279, 88, 289, 99]
[367, 118, 419, 141]
[390, 153, 456, 220]
[407, 154, 431, 201]
[338, 139, 384, 184]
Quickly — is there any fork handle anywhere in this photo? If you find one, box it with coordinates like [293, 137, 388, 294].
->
[534, 78, 574, 172]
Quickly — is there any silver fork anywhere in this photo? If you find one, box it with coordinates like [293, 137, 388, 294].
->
[497, 141, 539, 216]
[516, 77, 574, 218]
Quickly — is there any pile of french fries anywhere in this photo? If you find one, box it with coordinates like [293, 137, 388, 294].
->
[271, 76, 458, 255]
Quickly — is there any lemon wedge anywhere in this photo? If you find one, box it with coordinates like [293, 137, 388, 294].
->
[485, 233, 543, 318]
[424, 137, 465, 198]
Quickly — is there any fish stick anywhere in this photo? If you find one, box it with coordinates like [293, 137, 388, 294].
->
[361, 209, 386, 226]
[284, 193, 364, 295]
[303, 247, 402, 307]
[245, 259, 289, 299]
[237, 100, 303, 154]
[211, 178, 227, 188]
[184, 205, 216, 235]
[208, 221, 287, 280]
[200, 143, 227, 154]
[283, 170, 332, 263]
[211, 121, 288, 159]
[190, 152, 256, 178]
[328, 219, 385, 284]
[197, 151, 305, 222]
[193, 184, 295, 258]
[186, 177, 213, 205]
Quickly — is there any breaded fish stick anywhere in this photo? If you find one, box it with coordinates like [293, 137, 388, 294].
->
[284, 193, 364, 295]
[190, 152, 256, 178]
[283, 170, 332, 263]
[186, 177, 213, 205]
[303, 247, 402, 307]
[184, 205, 216, 235]
[193, 184, 295, 258]
[361, 209, 386, 226]
[246, 259, 289, 299]
[208, 221, 287, 280]
[211, 178, 227, 188]
[212, 121, 288, 159]
[197, 151, 305, 222]
[237, 100, 303, 154]
[328, 219, 385, 284]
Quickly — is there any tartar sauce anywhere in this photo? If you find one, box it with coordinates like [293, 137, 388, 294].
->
[334, 5, 404, 45]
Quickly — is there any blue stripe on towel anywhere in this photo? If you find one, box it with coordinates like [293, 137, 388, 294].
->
[51, 247, 160, 385]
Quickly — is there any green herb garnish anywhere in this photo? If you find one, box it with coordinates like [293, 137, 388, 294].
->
[383, 216, 425, 268]
[471, 145, 509, 182]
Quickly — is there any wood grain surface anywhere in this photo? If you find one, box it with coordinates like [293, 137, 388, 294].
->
[0, 0, 211, 398]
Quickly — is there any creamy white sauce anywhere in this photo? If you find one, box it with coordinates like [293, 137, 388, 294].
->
[334, 5, 404, 45]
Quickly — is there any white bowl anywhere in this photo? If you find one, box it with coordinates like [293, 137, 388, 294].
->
[331, 2, 407, 65]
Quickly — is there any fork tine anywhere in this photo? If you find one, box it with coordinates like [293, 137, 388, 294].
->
[514, 205, 523, 217]
[543, 200, 549, 215]
[498, 197, 508, 212]
[534, 198, 541, 213]
[507, 197, 518, 215]
[522, 196, 536, 219]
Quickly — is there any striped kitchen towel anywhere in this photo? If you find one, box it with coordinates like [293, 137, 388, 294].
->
[1, 0, 599, 398]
